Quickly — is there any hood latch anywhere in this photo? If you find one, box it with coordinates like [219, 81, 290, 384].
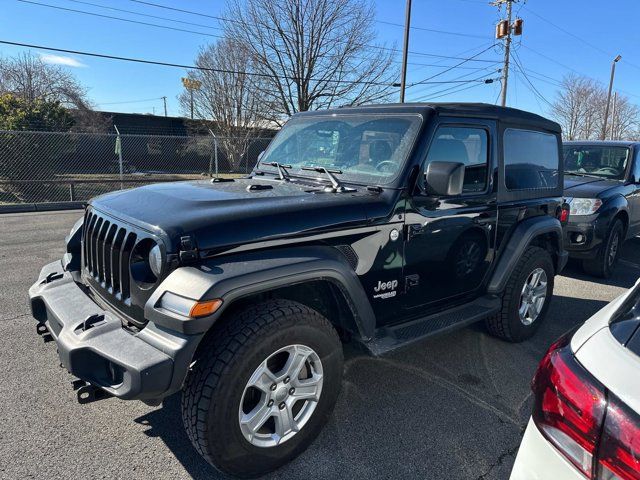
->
[179, 235, 199, 263]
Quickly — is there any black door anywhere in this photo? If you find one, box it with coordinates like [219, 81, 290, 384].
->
[401, 119, 498, 316]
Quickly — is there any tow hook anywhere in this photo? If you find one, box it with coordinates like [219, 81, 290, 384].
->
[72, 380, 111, 404]
[36, 323, 53, 343]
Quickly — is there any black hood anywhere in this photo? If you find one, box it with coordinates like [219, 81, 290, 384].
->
[564, 174, 621, 198]
[90, 178, 394, 252]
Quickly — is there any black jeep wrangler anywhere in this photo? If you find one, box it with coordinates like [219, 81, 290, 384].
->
[29, 103, 567, 477]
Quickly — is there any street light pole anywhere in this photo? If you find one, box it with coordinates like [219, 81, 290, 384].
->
[399, 0, 412, 103]
[602, 54, 622, 140]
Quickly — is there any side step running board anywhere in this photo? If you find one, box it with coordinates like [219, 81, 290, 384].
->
[364, 296, 501, 356]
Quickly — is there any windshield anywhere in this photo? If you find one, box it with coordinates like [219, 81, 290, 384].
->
[563, 144, 630, 180]
[257, 114, 422, 185]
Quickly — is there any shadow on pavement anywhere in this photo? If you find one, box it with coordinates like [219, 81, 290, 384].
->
[134, 395, 226, 480]
[131, 294, 612, 480]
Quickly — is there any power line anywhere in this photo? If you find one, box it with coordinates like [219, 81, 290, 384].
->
[375, 19, 488, 39]
[417, 79, 495, 102]
[413, 75, 498, 102]
[66, 0, 223, 31]
[17, 0, 224, 39]
[522, 5, 640, 72]
[409, 44, 498, 87]
[408, 62, 501, 98]
[75, 0, 497, 71]
[98, 97, 164, 106]
[0, 39, 501, 90]
[511, 50, 553, 109]
[127, 0, 499, 62]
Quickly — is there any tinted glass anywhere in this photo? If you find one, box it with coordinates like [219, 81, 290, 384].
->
[424, 126, 488, 193]
[563, 145, 630, 180]
[259, 115, 422, 185]
[504, 129, 559, 190]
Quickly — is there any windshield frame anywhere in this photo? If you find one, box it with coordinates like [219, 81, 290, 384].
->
[563, 144, 632, 181]
[254, 112, 424, 188]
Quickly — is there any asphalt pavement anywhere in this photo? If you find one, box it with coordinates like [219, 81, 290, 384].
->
[1, 210, 639, 480]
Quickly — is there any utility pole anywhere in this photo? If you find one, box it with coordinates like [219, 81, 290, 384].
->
[602, 55, 622, 140]
[494, 0, 522, 107]
[610, 92, 618, 140]
[161, 96, 167, 117]
[399, 0, 412, 103]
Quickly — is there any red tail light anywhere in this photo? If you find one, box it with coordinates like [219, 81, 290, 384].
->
[532, 335, 606, 476]
[598, 396, 640, 480]
[560, 207, 570, 223]
[532, 335, 640, 479]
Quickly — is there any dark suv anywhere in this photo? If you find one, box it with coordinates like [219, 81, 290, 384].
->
[29, 103, 567, 477]
[563, 141, 640, 277]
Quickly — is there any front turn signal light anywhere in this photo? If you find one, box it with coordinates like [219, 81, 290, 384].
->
[189, 299, 223, 318]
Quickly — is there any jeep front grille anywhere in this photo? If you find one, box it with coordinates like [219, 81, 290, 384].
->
[83, 209, 137, 302]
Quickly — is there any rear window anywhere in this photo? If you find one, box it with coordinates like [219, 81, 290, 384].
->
[503, 129, 559, 190]
[610, 284, 640, 351]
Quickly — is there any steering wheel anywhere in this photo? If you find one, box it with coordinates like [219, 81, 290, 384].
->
[593, 166, 620, 176]
[375, 160, 398, 173]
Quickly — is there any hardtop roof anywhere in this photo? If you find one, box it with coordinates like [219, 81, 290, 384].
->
[295, 102, 561, 133]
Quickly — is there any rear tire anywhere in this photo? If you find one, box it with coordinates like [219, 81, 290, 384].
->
[582, 219, 624, 278]
[486, 246, 554, 342]
[181, 299, 343, 478]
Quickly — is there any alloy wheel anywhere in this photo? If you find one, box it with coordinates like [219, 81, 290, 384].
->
[238, 344, 323, 448]
[518, 267, 548, 326]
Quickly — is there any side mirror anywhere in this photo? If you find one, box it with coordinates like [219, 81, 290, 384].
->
[424, 161, 465, 196]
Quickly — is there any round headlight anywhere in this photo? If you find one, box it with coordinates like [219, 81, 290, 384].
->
[148, 244, 162, 277]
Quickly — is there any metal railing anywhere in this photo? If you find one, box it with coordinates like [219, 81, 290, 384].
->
[0, 130, 273, 207]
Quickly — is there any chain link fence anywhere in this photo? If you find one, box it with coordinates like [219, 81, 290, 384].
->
[0, 130, 273, 207]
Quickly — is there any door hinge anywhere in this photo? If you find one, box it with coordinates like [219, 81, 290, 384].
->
[405, 274, 420, 292]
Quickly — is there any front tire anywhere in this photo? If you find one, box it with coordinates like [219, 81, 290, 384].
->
[486, 246, 554, 342]
[582, 219, 624, 278]
[181, 299, 343, 478]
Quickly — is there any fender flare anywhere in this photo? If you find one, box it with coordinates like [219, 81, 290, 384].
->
[145, 245, 377, 339]
[487, 216, 566, 294]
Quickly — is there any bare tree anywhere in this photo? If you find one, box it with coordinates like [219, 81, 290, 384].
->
[179, 39, 271, 172]
[0, 52, 109, 131]
[224, 0, 398, 125]
[609, 95, 640, 140]
[552, 73, 639, 140]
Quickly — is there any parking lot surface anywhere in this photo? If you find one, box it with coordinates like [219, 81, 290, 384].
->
[1, 210, 639, 480]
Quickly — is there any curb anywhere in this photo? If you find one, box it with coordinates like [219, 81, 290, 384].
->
[0, 202, 86, 214]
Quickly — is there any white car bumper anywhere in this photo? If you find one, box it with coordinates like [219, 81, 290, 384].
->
[510, 418, 583, 480]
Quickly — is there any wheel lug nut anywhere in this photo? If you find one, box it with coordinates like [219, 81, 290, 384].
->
[270, 384, 277, 391]
[268, 399, 274, 407]
[289, 388, 295, 395]
[283, 376, 290, 384]
[279, 402, 286, 410]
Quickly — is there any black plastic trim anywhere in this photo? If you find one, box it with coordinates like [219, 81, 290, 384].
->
[488, 215, 566, 293]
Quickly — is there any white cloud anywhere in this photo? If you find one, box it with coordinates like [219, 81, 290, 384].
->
[39, 53, 86, 68]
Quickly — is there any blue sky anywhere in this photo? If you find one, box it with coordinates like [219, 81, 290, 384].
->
[2, 0, 639, 118]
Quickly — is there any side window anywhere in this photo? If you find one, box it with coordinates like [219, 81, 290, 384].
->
[504, 129, 559, 190]
[424, 126, 488, 193]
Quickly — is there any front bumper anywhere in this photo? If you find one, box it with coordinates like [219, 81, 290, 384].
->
[563, 215, 606, 260]
[29, 260, 200, 402]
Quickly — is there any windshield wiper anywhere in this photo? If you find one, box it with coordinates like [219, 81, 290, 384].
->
[301, 166, 354, 192]
[261, 161, 292, 181]
[566, 172, 603, 179]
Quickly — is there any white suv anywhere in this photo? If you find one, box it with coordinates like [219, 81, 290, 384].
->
[511, 280, 640, 480]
